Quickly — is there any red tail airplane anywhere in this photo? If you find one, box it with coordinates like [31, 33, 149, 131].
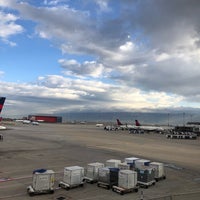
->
[0, 97, 6, 130]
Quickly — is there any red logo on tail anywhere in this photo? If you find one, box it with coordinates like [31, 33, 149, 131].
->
[0, 97, 6, 114]
[116, 119, 123, 126]
[135, 120, 141, 126]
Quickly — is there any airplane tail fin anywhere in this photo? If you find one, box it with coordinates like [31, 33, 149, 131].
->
[0, 97, 6, 114]
[116, 119, 123, 126]
[135, 120, 141, 126]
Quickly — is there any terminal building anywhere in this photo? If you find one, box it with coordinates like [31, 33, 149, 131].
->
[28, 115, 62, 123]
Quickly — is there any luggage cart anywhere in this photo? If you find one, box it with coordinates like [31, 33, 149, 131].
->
[59, 166, 85, 190]
[27, 185, 54, 196]
[137, 180, 156, 189]
[58, 181, 84, 190]
[27, 169, 55, 196]
[112, 185, 139, 195]
[97, 181, 111, 190]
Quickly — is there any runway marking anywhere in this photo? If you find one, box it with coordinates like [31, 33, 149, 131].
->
[0, 193, 26, 199]
[0, 175, 31, 183]
[0, 171, 63, 183]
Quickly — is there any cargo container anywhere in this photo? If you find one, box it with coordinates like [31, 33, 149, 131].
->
[118, 162, 130, 170]
[124, 157, 139, 169]
[84, 162, 104, 183]
[97, 167, 119, 189]
[27, 169, 55, 196]
[106, 159, 121, 168]
[112, 170, 139, 195]
[150, 162, 166, 181]
[59, 166, 84, 190]
[136, 166, 156, 188]
[135, 159, 150, 169]
[118, 170, 137, 189]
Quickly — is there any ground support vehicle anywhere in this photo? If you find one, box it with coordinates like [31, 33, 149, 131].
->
[27, 169, 55, 196]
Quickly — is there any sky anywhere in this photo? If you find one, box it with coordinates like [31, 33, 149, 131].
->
[0, 0, 200, 118]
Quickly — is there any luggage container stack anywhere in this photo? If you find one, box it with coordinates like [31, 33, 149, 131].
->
[136, 166, 156, 188]
[84, 162, 104, 183]
[59, 166, 84, 190]
[97, 167, 119, 189]
[150, 162, 166, 181]
[124, 157, 139, 170]
[27, 169, 55, 196]
[106, 159, 121, 168]
[112, 170, 139, 195]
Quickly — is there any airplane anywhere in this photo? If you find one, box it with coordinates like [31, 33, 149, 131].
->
[96, 123, 104, 127]
[0, 97, 6, 130]
[23, 120, 31, 124]
[134, 119, 165, 132]
[116, 119, 136, 130]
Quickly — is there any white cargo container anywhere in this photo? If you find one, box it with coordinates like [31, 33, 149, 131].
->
[118, 170, 137, 189]
[150, 162, 166, 181]
[106, 159, 121, 168]
[124, 157, 139, 169]
[112, 170, 138, 195]
[118, 162, 130, 170]
[136, 166, 156, 188]
[27, 169, 55, 196]
[32, 170, 55, 191]
[135, 159, 150, 169]
[85, 162, 104, 182]
[63, 166, 84, 185]
[59, 166, 84, 190]
[98, 167, 110, 183]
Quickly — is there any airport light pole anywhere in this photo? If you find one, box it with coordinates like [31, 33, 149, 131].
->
[168, 113, 170, 126]
[183, 112, 185, 126]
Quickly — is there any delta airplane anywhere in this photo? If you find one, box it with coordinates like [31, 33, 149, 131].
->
[116, 119, 136, 130]
[0, 97, 6, 130]
[117, 118, 166, 133]
[134, 120, 164, 132]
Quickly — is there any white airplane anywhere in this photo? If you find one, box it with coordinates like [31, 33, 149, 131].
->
[96, 123, 104, 127]
[116, 119, 136, 130]
[0, 97, 6, 130]
[134, 120, 164, 132]
[23, 120, 31, 124]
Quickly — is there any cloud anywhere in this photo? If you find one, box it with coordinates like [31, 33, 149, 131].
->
[59, 59, 106, 78]
[0, 74, 188, 117]
[0, 11, 24, 45]
[1, 0, 200, 115]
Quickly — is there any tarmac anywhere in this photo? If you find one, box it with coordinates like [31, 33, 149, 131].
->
[0, 122, 200, 200]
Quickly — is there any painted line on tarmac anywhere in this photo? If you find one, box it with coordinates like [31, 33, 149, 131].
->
[0, 193, 26, 199]
[0, 175, 32, 183]
[0, 171, 63, 183]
